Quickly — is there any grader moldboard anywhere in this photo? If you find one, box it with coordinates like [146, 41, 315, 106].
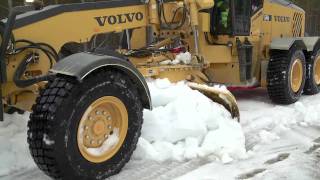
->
[0, 0, 320, 179]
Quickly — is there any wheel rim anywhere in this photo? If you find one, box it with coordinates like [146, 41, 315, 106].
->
[77, 96, 128, 163]
[290, 59, 303, 93]
[314, 56, 320, 85]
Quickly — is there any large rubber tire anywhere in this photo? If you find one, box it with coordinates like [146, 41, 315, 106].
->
[304, 44, 320, 95]
[267, 48, 306, 104]
[27, 69, 143, 180]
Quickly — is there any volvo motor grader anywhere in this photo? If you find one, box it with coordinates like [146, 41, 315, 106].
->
[0, 0, 320, 179]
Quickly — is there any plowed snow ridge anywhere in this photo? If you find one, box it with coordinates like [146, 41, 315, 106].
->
[0, 79, 319, 180]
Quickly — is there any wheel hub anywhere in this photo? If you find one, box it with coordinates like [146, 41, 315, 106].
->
[290, 59, 303, 93]
[77, 96, 128, 163]
[82, 112, 112, 148]
[93, 120, 106, 136]
[314, 56, 320, 85]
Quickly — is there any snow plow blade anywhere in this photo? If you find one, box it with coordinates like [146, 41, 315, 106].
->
[188, 83, 240, 121]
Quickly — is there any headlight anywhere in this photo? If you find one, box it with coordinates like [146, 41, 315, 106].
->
[25, 0, 35, 3]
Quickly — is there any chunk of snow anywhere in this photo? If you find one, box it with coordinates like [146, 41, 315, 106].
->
[184, 137, 200, 160]
[159, 60, 172, 65]
[43, 134, 55, 146]
[159, 52, 192, 65]
[86, 128, 120, 156]
[221, 153, 233, 164]
[133, 137, 160, 161]
[175, 52, 192, 64]
[258, 130, 280, 144]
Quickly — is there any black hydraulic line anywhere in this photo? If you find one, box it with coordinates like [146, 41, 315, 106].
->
[15, 39, 59, 61]
[13, 45, 55, 67]
[14, 53, 56, 88]
[157, 2, 187, 30]
[37, 42, 59, 60]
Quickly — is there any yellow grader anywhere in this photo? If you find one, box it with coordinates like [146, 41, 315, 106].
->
[0, 0, 319, 179]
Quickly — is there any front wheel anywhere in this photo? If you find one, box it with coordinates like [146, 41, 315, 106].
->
[27, 70, 143, 180]
[267, 48, 306, 104]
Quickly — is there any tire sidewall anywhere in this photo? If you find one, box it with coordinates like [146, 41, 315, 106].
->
[287, 49, 306, 101]
[305, 47, 320, 94]
[52, 74, 142, 179]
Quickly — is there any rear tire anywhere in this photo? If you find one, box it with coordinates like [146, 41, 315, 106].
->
[27, 69, 143, 180]
[304, 45, 320, 95]
[267, 48, 306, 104]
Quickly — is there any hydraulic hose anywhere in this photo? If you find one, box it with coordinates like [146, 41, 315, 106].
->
[14, 53, 55, 88]
[11, 39, 59, 67]
[157, 1, 188, 30]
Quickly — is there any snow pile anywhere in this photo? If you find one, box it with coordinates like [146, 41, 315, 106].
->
[175, 91, 320, 180]
[133, 79, 247, 163]
[294, 101, 320, 126]
[0, 113, 35, 176]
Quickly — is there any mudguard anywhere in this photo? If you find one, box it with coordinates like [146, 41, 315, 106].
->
[270, 37, 320, 52]
[50, 52, 152, 109]
[303, 37, 320, 51]
[270, 38, 306, 51]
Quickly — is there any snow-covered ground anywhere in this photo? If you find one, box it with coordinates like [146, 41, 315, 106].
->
[0, 79, 320, 180]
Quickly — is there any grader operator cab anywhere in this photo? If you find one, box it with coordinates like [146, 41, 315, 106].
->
[0, 0, 320, 179]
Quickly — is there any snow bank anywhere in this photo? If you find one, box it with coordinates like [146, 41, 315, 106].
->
[1, 79, 319, 178]
[241, 93, 320, 152]
[0, 113, 35, 176]
[133, 79, 247, 163]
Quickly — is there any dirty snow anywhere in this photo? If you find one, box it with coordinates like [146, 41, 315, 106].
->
[0, 79, 319, 180]
[43, 134, 55, 146]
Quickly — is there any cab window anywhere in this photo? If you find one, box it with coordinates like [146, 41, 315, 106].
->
[211, 0, 232, 35]
[251, 0, 263, 15]
[232, 0, 251, 35]
[210, 0, 251, 36]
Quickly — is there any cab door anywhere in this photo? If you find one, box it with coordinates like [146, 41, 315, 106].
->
[230, 0, 251, 36]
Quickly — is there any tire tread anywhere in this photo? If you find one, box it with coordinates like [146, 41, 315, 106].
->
[28, 69, 143, 180]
